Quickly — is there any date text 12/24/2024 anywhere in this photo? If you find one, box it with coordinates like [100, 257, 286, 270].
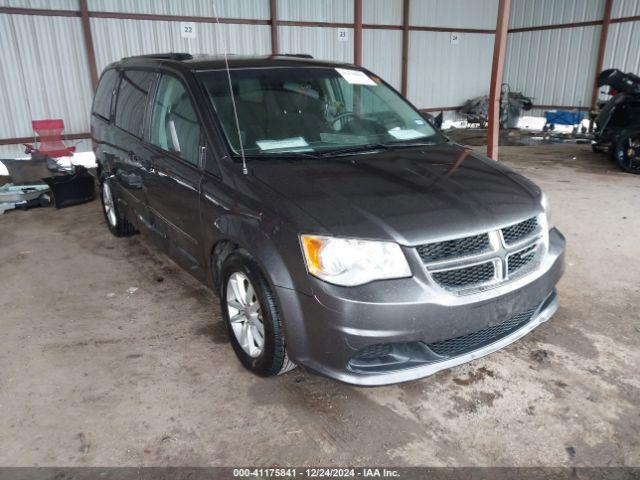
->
[233, 468, 400, 478]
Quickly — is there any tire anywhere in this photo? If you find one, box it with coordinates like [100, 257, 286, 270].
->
[220, 251, 296, 377]
[100, 178, 137, 236]
[612, 135, 640, 174]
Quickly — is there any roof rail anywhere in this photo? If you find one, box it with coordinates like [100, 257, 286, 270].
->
[279, 53, 314, 59]
[121, 53, 193, 61]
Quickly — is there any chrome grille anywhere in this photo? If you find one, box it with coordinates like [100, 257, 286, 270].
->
[416, 233, 490, 262]
[508, 244, 537, 276]
[418, 215, 545, 294]
[502, 217, 538, 245]
[431, 262, 495, 290]
[427, 306, 538, 357]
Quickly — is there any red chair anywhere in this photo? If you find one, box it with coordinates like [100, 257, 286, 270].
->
[24, 119, 76, 158]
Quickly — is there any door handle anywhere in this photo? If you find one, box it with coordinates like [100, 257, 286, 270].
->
[128, 151, 151, 170]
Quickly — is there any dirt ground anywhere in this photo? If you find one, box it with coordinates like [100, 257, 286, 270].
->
[0, 143, 638, 467]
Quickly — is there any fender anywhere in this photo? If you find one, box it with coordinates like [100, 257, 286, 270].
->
[200, 212, 313, 297]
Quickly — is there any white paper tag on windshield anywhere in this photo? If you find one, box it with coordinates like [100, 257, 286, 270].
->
[335, 68, 377, 86]
[256, 137, 309, 151]
[387, 128, 425, 140]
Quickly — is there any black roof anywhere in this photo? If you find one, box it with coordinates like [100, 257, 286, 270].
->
[115, 53, 355, 71]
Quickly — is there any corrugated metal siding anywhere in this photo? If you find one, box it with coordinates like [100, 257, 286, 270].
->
[0, 14, 93, 139]
[278, 26, 354, 62]
[611, 0, 640, 18]
[362, 0, 402, 25]
[410, 0, 498, 30]
[277, 0, 354, 23]
[91, 18, 271, 73]
[603, 21, 640, 74]
[504, 26, 600, 107]
[407, 31, 494, 108]
[362, 29, 402, 90]
[88, 0, 271, 20]
[0, 0, 78, 10]
[508, 0, 605, 28]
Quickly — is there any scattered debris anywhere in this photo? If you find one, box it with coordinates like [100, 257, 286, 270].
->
[530, 349, 552, 363]
[77, 432, 90, 455]
[452, 367, 495, 386]
[0, 183, 50, 215]
[458, 89, 533, 129]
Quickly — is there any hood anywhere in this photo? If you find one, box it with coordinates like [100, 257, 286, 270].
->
[251, 143, 542, 246]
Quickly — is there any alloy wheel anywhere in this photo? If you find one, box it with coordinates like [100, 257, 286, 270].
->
[102, 181, 117, 227]
[226, 272, 265, 358]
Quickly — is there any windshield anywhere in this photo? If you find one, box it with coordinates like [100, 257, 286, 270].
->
[197, 67, 443, 156]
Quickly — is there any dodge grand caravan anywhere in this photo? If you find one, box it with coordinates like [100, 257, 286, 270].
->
[91, 53, 565, 386]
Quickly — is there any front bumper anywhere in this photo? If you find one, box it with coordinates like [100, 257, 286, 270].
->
[277, 228, 565, 386]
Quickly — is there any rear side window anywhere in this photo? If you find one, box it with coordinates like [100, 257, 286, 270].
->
[114, 70, 156, 138]
[92, 69, 118, 120]
[149, 75, 201, 166]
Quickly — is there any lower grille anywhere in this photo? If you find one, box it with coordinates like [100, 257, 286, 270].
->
[432, 261, 495, 290]
[355, 343, 392, 360]
[508, 244, 537, 276]
[426, 306, 538, 357]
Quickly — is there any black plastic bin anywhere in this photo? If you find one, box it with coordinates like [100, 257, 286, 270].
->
[43, 166, 95, 209]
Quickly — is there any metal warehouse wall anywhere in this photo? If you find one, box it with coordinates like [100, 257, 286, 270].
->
[604, 1, 640, 77]
[0, 12, 94, 140]
[504, 0, 640, 115]
[407, 0, 497, 110]
[0, 0, 501, 156]
[3, 0, 640, 157]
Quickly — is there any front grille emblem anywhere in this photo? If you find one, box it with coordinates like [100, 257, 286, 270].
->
[418, 216, 544, 294]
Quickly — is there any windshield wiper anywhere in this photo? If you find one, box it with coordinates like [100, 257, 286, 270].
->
[319, 141, 437, 158]
[318, 144, 391, 157]
[379, 140, 438, 148]
[241, 151, 321, 159]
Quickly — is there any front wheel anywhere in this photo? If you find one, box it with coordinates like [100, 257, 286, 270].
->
[100, 178, 137, 236]
[612, 135, 640, 174]
[220, 251, 296, 377]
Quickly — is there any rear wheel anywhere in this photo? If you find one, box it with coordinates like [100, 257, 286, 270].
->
[220, 251, 296, 376]
[100, 178, 137, 236]
[612, 135, 640, 174]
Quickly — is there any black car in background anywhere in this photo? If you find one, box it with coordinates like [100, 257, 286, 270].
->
[592, 68, 640, 174]
[91, 53, 564, 385]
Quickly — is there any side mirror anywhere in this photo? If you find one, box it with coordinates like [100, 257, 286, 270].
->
[422, 111, 443, 129]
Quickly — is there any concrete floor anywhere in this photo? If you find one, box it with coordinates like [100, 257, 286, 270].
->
[0, 143, 638, 467]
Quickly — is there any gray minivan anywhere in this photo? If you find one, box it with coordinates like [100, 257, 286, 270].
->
[91, 53, 565, 386]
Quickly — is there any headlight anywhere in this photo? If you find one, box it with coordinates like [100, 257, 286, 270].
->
[300, 235, 411, 286]
[540, 192, 553, 228]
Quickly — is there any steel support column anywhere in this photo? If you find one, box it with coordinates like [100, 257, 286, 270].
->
[270, 0, 279, 55]
[590, 0, 613, 132]
[401, 0, 410, 96]
[79, 0, 99, 90]
[354, 0, 362, 65]
[487, 0, 511, 160]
